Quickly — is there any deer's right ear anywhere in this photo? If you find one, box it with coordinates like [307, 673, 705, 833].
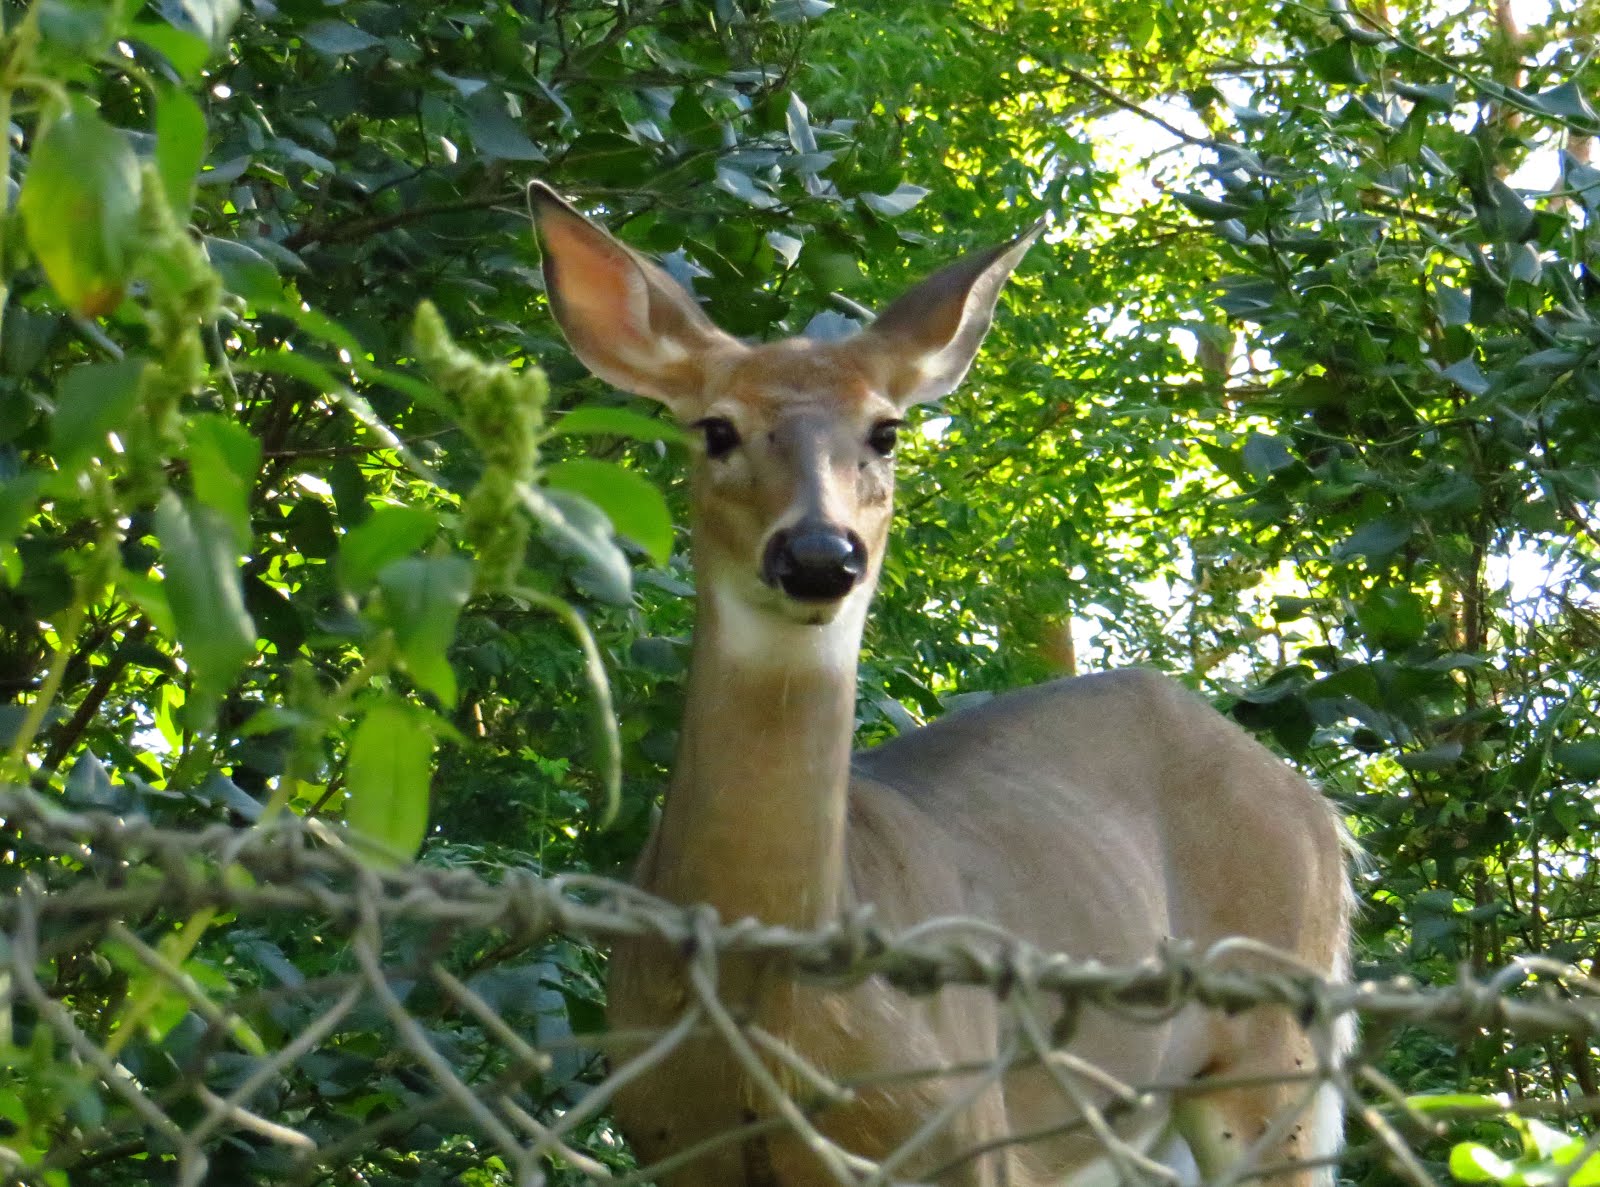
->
[528, 182, 736, 412]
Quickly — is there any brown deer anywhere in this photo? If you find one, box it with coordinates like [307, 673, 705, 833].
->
[528, 182, 1352, 1187]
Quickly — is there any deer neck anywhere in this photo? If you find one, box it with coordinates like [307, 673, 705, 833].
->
[643, 580, 871, 928]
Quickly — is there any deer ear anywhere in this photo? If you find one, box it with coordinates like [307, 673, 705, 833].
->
[527, 182, 738, 411]
[849, 218, 1044, 408]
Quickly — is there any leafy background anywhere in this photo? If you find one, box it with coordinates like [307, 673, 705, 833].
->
[0, 0, 1597, 1181]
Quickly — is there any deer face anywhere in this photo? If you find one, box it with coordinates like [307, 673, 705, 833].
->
[527, 183, 1039, 628]
[673, 341, 903, 625]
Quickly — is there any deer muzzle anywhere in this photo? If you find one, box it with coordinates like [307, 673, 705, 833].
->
[762, 523, 868, 602]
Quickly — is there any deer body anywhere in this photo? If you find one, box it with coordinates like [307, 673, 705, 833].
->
[529, 185, 1351, 1186]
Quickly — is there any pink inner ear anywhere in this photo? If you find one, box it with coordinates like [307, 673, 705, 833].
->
[542, 214, 650, 346]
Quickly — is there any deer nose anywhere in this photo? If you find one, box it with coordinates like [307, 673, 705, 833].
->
[762, 524, 868, 601]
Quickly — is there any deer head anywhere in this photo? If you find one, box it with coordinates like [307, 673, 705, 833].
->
[528, 183, 1041, 638]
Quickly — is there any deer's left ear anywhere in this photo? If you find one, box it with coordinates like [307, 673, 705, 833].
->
[846, 219, 1044, 408]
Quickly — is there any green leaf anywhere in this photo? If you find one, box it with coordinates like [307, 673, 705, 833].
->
[1241, 432, 1293, 481]
[771, 0, 834, 20]
[204, 237, 282, 304]
[64, 751, 119, 810]
[36, 0, 125, 60]
[1335, 514, 1412, 561]
[302, 19, 381, 55]
[19, 99, 143, 316]
[1306, 39, 1368, 85]
[1475, 179, 1534, 243]
[1357, 586, 1428, 650]
[155, 85, 207, 219]
[242, 573, 305, 654]
[1449, 1142, 1516, 1183]
[1528, 81, 1599, 126]
[524, 486, 633, 605]
[1392, 80, 1456, 110]
[49, 357, 147, 472]
[860, 183, 930, 218]
[344, 698, 436, 865]
[185, 414, 261, 550]
[178, 0, 240, 49]
[338, 505, 440, 592]
[1566, 153, 1600, 213]
[551, 405, 687, 445]
[1568, 1150, 1600, 1187]
[129, 20, 211, 79]
[378, 556, 474, 705]
[798, 239, 859, 290]
[545, 459, 674, 565]
[1398, 741, 1464, 771]
[0, 474, 45, 573]
[1408, 1093, 1506, 1114]
[1441, 358, 1489, 395]
[1553, 740, 1600, 781]
[1507, 242, 1541, 283]
[716, 166, 779, 209]
[1175, 191, 1250, 220]
[1522, 1118, 1578, 1160]
[465, 94, 546, 161]
[155, 491, 257, 728]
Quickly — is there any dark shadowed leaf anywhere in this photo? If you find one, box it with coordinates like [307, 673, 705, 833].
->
[466, 95, 546, 161]
[1335, 515, 1413, 561]
[65, 751, 121, 810]
[1241, 433, 1293, 481]
[1440, 358, 1489, 394]
[301, 19, 379, 55]
[1398, 741, 1464, 771]
[204, 237, 282, 304]
[1554, 741, 1600, 781]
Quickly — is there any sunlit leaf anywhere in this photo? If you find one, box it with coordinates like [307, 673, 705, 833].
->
[19, 99, 143, 316]
[186, 414, 261, 551]
[344, 697, 437, 864]
[155, 84, 207, 219]
[338, 506, 440, 592]
[551, 405, 687, 445]
[49, 357, 148, 472]
[545, 459, 674, 565]
[155, 491, 257, 727]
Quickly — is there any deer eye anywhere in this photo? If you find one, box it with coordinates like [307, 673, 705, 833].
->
[867, 419, 902, 457]
[693, 417, 741, 460]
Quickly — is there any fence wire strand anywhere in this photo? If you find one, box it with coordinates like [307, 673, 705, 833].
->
[1, 786, 1597, 1186]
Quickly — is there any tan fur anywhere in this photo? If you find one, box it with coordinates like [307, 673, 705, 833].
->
[529, 184, 1351, 1186]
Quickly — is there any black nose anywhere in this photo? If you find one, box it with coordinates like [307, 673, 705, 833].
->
[762, 524, 868, 601]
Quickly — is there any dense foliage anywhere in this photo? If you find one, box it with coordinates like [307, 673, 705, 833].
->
[0, 0, 1596, 1181]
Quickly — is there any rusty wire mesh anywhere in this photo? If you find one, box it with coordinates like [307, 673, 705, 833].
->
[3, 785, 1599, 1187]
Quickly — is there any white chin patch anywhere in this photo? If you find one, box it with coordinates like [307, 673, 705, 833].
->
[708, 584, 871, 671]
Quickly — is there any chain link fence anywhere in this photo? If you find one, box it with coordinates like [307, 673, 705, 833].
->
[2, 786, 1597, 1187]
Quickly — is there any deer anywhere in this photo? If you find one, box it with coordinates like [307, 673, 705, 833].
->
[527, 182, 1353, 1187]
